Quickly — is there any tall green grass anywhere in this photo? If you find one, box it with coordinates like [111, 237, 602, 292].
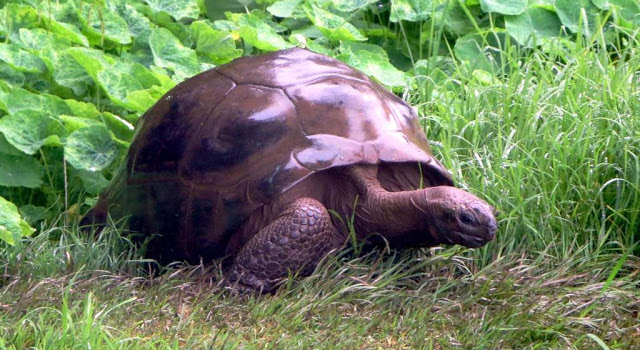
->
[415, 31, 640, 263]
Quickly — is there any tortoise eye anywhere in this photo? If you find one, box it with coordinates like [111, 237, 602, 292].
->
[459, 211, 476, 225]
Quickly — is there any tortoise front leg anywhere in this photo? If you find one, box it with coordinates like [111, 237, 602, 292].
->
[227, 198, 343, 293]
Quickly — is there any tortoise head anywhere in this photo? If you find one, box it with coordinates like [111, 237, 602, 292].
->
[422, 186, 498, 248]
[344, 164, 497, 249]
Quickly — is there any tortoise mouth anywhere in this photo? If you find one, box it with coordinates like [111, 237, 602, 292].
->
[448, 229, 495, 248]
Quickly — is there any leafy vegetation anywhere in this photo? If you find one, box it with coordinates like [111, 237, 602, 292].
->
[0, 0, 639, 348]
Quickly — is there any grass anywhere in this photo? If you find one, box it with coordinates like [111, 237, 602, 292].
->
[1, 232, 639, 349]
[421, 34, 640, 261]
[1, 26, 640, 350]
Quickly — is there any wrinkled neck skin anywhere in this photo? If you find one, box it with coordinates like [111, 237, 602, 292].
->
[344, 165, 445, 247]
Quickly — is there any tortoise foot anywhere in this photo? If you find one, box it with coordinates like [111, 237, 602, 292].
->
[226, 198, 342, 293]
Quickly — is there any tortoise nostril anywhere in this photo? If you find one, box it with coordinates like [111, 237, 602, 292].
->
[486, 222, 498, 240]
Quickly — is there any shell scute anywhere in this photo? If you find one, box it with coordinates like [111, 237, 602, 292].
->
[285, 77, 400, 142]
[127, 70, 235, 180]
[178, 85, 305, 192]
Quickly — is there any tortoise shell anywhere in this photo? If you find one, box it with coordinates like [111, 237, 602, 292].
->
[94, 48, 453, 261]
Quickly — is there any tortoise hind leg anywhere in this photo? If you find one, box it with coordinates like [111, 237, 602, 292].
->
[227, 198, 343, 293]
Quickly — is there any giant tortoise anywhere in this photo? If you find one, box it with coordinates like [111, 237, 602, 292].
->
[83, 48, 497, 292]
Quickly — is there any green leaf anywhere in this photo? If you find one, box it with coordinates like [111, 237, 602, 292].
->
[505, 7, 563, 46]
[0, 110, 67, 154]
[212, 20, 238, 31]
[81, 4, 132, 45]
[48, 21, 90, 47]
[98, 67, 144, 106]
[0, 43, 47, 74]
[0, 134, 24, 156]
[480, 0, 526, 15]
[128, 61, 162, 89]
[53, 47, 115, 96]
[148, 28, 202, 81]
[1, 3, 40, 28]
[304, 3, 366, 41]
[389, 0, 437, 22]
[413, 56, 456, 85]
[235, 13, 294, 51]
[291, 26, 323, 41]
[64, 99, 101, 119]
[267, 0, 303, 17]
[64, 125, 121, 172]
[17, 28, 71, 73]
[117, 3, 152, 37]
[123, 87, 167, 113]
[358, 21, 397, 39]
[126, 29, 155, 67]
[74, 169, 110, 195]
[144, 0, 200, 21]
[206, 0, 255, 20]
[0, 152, 43, 188]
[454, 31, 511, 74]
[52, 51, 94, 96]
[0, 195, 34, 246]
[0, 4, 40, 41]
[0, 63, 25, 89]
[337, 42, 407, 88]
[148, 66, 177, 90]
[555, 0, 601, 36]
[592, 0, 640, 23]
[17, 27, 71, 52]
[23, 73, 52, 94]
[151, 11, 194, 47]
[324, 0, 378, 12]
[64, 47, 115, 82]
[289, 35, 333, 56]
[36, 1, 84, 27]
[36, 2, 89, 46]
[471, 69, 499, 85]
[19, 205, 48, 226]
[444, 2, 489, 36]
[100, 112, 135, 142]
[58, 115, 100, 135]
[0, 88, 72, 115]
[191, 21, 241, 64]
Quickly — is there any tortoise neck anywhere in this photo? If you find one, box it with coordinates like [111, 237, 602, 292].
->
[346, 165, 442, 242]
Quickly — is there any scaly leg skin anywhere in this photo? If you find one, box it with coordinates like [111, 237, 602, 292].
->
[226, 198, 343, 293]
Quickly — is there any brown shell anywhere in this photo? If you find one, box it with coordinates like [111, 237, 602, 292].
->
[97, 48, 453, 261]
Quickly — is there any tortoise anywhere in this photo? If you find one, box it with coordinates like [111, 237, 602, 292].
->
[82, 48, 497, 292]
